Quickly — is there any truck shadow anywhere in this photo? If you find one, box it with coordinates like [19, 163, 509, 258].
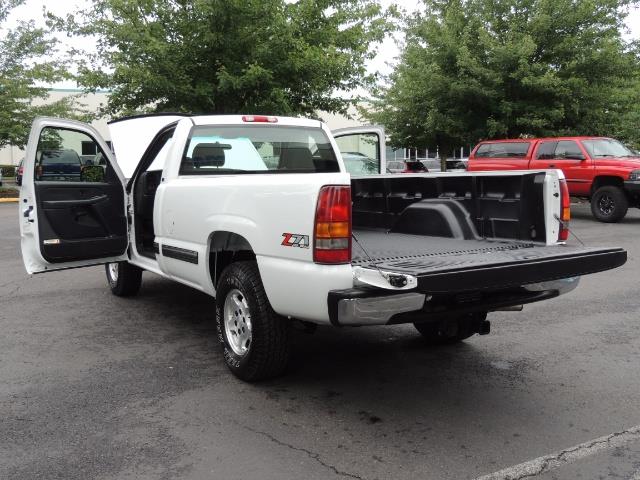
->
[106, 275, 587, 480]
[284, 324, 534, 399]
[137, 275, 542, 418]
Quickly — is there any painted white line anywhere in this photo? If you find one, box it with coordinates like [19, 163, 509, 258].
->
[475, 425, 640, 480]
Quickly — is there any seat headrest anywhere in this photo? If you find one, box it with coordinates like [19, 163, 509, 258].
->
[192, 143, 227, 168]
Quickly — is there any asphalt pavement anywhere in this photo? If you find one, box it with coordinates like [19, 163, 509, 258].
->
[1, 202, 639, 480]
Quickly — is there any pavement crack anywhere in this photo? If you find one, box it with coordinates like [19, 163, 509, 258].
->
[242, 424, 364, 479]
[7, 283, 22, 296]
[476, 425, 640, 480]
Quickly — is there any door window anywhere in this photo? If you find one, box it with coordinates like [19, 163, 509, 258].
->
[335, 133, 380, 175]
[536, 142, 558, 160]
[474, 142, 530, 158]
[554, 140, 584, 160]
[36, 127, 108, 183]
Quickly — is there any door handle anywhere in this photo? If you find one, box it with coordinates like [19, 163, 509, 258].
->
[42, 195, 108, 208]
[23, 206, 34, 222]
[548, 164, 556, 168]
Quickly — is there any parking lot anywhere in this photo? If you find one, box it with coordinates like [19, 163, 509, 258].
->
[1, 201, 639, 479]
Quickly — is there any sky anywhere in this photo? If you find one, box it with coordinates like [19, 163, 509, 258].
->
[5, 0, 640, 88]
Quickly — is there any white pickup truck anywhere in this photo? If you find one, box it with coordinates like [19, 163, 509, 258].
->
[19, 114, 626, 381]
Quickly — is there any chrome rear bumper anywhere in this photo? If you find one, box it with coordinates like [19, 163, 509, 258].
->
[337, 293, 426, 326]
[329, 278, 581, 327]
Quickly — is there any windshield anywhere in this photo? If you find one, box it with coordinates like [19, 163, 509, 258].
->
[180, 125, 339, 174]
[582, 139, 634, 158]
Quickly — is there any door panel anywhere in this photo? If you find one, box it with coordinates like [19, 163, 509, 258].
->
[530, 140, 593, 195]
[20, 118, 128, 273]
[107, 114, 187, 179]
[35, 181, 127, 262]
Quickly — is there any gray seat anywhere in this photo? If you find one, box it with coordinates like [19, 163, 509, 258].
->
[278, 147, 315, 171]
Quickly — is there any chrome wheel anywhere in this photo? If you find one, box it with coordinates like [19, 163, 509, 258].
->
[223, 288, 252, 356]
[107, 263, 119, 283]
[598, 194, 615, 216]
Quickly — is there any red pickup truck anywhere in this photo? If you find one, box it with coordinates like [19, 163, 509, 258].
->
[467, 137, 640, 222]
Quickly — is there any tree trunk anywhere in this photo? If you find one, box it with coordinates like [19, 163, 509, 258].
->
[439, 147, 449, 172]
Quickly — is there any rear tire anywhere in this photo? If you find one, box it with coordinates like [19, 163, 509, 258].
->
[414, 312, 487, 345]
[215, 261, 291, 382]
[591, 186, 628, 223]
[105, 261, 142, 297]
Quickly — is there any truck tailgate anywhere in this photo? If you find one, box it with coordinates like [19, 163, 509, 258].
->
[352, 230, 626, 293]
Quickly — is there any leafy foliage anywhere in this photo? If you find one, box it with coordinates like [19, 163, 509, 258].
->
[365, 0, 640, 159]
[37, 127, 64, 151]
[53, 0, 394, 117]
[0, 0, 88, 148]
[0, 164, 17, 177]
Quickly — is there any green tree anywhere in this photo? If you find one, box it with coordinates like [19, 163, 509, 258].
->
[0, 0, 85, 148]
[54, 0, 394, 117]
[364, 0, 640, 169]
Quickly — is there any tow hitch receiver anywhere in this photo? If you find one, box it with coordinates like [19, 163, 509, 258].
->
[478, 320, 491, 335]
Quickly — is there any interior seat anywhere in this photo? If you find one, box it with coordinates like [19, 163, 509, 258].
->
[278, 147, 315, 171]
[192, 143, 226, 169]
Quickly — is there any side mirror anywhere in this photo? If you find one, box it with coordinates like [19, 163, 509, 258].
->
[558, 152, 585, 160]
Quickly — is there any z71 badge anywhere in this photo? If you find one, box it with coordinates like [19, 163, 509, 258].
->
[281, 233, 310, 248]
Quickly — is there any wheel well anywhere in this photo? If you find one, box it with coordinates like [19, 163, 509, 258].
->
[209, 231, 256, 288]
[591, 176, 624, 195]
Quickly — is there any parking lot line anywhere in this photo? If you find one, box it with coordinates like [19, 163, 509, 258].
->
[475, 425, 640, 480]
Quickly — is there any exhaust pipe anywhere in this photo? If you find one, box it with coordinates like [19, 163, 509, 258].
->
[478, 320, 491, 335]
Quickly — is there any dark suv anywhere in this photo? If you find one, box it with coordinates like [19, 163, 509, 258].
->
[36, 150, 82, 182]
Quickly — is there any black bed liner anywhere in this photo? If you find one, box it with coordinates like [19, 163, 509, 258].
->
[351, 229, 626, 293]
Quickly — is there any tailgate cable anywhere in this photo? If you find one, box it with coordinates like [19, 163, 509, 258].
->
[351, 232, 408, 288]
[554, 214, 585, 246]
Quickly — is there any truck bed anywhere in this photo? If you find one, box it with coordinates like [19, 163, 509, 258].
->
[351, 229, 626, 293]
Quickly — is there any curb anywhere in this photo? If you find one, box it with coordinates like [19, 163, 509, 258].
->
[0, 198, 19, 203]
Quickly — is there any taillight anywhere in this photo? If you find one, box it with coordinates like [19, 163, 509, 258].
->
[558, 179, 570, 242]
[314, 185, 352, 264]
[242, 115, 278, 123]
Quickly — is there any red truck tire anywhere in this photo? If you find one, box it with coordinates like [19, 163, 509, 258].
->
[590, 186, 629, 223]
